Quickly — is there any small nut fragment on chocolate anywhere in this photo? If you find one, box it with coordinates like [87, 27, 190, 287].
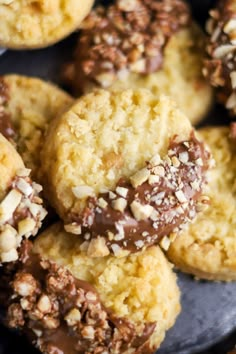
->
[1, 248, 18, 263]
[37, 295, 52, 314]
[0, 189, 22, 223]
[0, 225, 17, 252]
[112, 197, 127, 212]
[13, 273, 37, 297]
[130, 200, 154, 221]
[130, 168, 150, 188]
[65, 308, 81, 326]
[87, 236, 110, 257]
[64, 223, 82, 235]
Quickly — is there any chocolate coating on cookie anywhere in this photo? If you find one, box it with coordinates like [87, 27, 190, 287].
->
[64, 0, 190, 93]
[6, 241, 156, 354]
[204, 0, 236, 114]
[0, 77, 16, 141]
[65, 134, 211, 257]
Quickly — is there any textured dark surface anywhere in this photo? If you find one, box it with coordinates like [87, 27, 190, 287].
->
[0, 0, 236, 353]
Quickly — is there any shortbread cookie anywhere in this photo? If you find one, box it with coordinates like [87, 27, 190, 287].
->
[167, 127, 236, 281]
[0, 75, 73, 179]
[6, 223, 181, 354]
[41, 89, 212, 257]
[0, 0, 95, 49]
[63, 0, 213, 124]
[204, 0, 236, 115]
[0, 133, 47, 264]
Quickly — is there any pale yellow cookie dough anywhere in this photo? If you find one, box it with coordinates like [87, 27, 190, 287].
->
[167, 127, 236, 281]
[2, 75, 73, 179]
[0, 132, 24, 200]
[0, 0, 95, 49]
[40, 89, 194, 222]
[34, 222, 181, 352]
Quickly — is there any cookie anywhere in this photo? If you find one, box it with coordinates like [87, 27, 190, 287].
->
[0, 75, 73, 179]
[63, 0, 213, 125]
[167, 126, 236, 281]
[0, 0, 95, 49]
[0, 133, 47, 264]
[40, 89, 212, 257]
[6, 222, 181, 354]
[204, 0, 236, 115]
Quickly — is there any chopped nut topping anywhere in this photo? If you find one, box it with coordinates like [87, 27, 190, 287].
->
[16, 178, 33, 196]
[65, 308, 81, 326]
[148, 174, 160, 185]
[13, 273, 37, 297]
[112, 197, 127, 212]
[37, 295, 52, 314]
[175, 190, 187, 203]
[0, 174, 47, 264]
[87, 237, 110, 257]
[130, 168, 150, 188]
[98, 197, 108, 209]
[0, 225, 17, 252]
[116, 186, 128, 198]
[68, 134, 211, 256]
[130, 201, 154, 221]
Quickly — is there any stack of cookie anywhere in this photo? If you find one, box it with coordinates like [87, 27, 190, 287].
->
[0, 0, 235, 354]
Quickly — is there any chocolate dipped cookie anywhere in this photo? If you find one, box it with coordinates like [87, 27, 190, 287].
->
[63, 0, 213, 124]
[5, 222, 181, 354]
[40, 89, 212, 257]
[0, 0, 95, 49]
[167, 127, 236, 281]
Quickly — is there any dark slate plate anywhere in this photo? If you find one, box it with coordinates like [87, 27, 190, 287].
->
[0, 1, 236, 354]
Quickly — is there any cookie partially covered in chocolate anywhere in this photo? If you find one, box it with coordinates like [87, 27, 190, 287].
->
[5, 223, 181, 354]
[63, 0, 213, 124]
[40, 89, 213, 257]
